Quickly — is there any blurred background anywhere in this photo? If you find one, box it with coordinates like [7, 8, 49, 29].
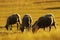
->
[0, 0, 60, 40]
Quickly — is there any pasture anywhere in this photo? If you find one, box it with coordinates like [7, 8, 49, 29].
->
[0, 0, 60, 40]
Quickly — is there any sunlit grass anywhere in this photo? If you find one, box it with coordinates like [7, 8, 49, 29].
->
[0, 0, 60, 40]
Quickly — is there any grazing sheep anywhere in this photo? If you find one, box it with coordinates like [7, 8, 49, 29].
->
[20, 14, 32, 32]
[5, 13, 21, 30]
[32, 14, 56, 33]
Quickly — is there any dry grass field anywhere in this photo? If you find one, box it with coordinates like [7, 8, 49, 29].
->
[0, 0, 60, 40]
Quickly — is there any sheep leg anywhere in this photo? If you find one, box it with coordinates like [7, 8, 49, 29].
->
[49, 26, 51, 32]
[17, 23, 18, 30]
[10, 24, 12, 30]
[43, 27, 45, 31]
[20, 25, 24, 32]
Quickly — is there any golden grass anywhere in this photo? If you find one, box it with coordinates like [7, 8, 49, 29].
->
[0, 1, 60, 40]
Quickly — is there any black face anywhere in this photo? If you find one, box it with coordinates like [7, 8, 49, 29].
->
[32, 27, 35, 33]
[32, 26, 39, 33]
[32, 21, 39, 33]
[5, 25, 8, 30]
[20, 25, 24, 32]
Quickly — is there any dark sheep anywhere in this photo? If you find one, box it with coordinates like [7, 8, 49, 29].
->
[32, 14, 56, 33]
[20, 14, 32, 32]
[5, 13, 20, 30]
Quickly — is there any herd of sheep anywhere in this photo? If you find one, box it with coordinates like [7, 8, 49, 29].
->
[5, 13, 56, 33]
